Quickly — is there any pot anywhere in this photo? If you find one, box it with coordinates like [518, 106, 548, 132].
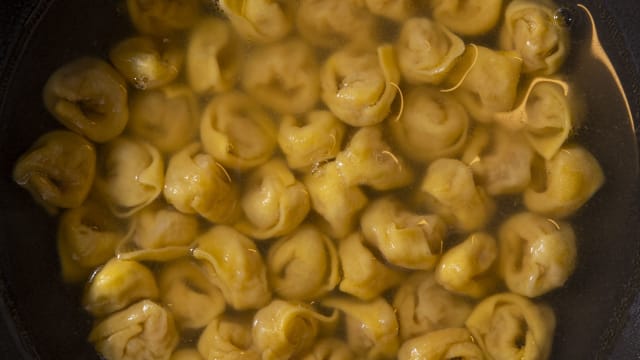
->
[0, 0, 639, 359]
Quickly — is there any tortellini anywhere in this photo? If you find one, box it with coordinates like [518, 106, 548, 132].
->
[335, 126, 414, 190]
[396, 18, 465, 84]
[397, 328, 484, 360]
[219, 0, 294, 43]
[430, 0, 503, 36]
[94, 137, 164, 217]
[500, 0, 570, 75]
[303, 162, 368, 238]
[126, 0, 201, 36]
[321, 45, 400, 127]
[296, 0, 375, 49]
[365, 0, 414, 21]
[242, 38, 320, 115]
[187, 18, 241, 94]
[496, 79, 576, 160]
[158, 260, 225, 329]
[360, 197, 447, 270]
[267, 224, 340, 301]
[299, 338, 356, 360]
[469, 128, 536, 196]
[524, 144, 605, 218]
[277, 110, 346, 170]
[197, 316, 260, 360]
[392, 272, 472, 340]
[465, 293, 556, 360]
[499, 212, 577, 297]
[125, 202, 199, 251]
[109, 36, 184, 90]
[43, 57, 128, 143]
[338, 232, 405, 300]
[435, 232, 499, 299]
[83, 259, 159, 317]
[13, 130, 96, 211]
[200, 92, 277, 170]
[163, 143, 240, 224]
[420, 159, 495, 232]
[389, 87, 469, 162]
[192, 226, 271, 310]
[127, 85, 199, 154]
[89, 300, 179, 360]
[234, 159, 310, 239]
[253, 300, 337, 360]
[452, 46, 522, 122]
[322, 296, 399, 359]
[57, 199, 125, 282]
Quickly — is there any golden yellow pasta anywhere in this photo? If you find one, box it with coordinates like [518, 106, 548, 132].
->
[42, 57, 128, 143]
[360, 196, 447, 270]
[267, 224, 340, 301]
[127, 85, 199, 154]
[430, 0, 503, 36]
[109, 36, 184, 90]
[89, 300, 179, 360]
[299, 338, 356, 360]
[242, 38, 320, 115]
[126, 0, 201, 36]
[197, 315, 259, 360]
[13, 130, 96, 212]
[219, 0, 294, 43]
[365, 0, 414, 21]
[397, 328, 484, 360]
[170, 349, 204, 360]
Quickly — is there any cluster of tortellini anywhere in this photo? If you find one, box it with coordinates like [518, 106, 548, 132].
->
[13, 0, 606, 359]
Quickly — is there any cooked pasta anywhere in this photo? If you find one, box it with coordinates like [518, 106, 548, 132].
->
[430, 0, 503, 36]
[219, 0, 294, 43]
[126, 0, 201, 36]
[397, 328, 484, 360]
[197, 315, 259, 360]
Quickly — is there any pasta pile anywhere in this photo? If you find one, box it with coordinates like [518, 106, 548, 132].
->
[12, 0, 606, 359]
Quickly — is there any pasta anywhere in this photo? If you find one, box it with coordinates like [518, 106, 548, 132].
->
[392, 272, 472, 340]
[336, 126, 414, 190]
[15, 0, 611, 358]
[524, 144, 605, 218]
[57, 199, 125, 282]
[296, 0, 375, 48]
[234, 159, 310, 239]
[200, 92, 277, 170]
[389, 86, 469, 162]
[499, 212, 577, 297]
[94, 136, 164, 217]
[360, 196, 447, 270]
[277, 110, 346, 170]
[187, 18, 241, 94]
[157, 260, 225, 329]
[252, 300, 338, 360]
[127, 85, 199, 154]
[321, 45, 400, 127]
[126, 0, 201, 36]
[500, 0, 570, 75]
[42, 57, 128, 143]
[396, 18, 465, 84]
[430, 0, 503, 36]
[435, 232, 499, 298]
[242, 38, 320, 115]
[192, 226, 271, 310]
[89, 300, 179, 360]
[322, 296, 399, 359]
[338, 232, 406, 300]
[163, 143, 239, 224]
[420, 158, 495, 232]
[83, 259, 158, 317]
[465, 293, 556, 360]
[13, 130, 96, 212]
[267, 224, 340, 301]
[219, 0, 294, 43]
[397, 328, 484, 360]
[109, 36, 184, 90]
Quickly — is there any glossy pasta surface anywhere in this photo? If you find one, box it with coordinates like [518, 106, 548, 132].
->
[13, 1, 605, 359]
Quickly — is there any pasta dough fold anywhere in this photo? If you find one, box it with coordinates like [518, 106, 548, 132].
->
[465, 293, 556, 360]
[499, 212, 577, 297]
[43, 57, 128, 143]
[299, 338, 356, 360]
[397, 328, 484, 360]
[197, 316, 260, 360]
[13, 130, 96, 212]
[430, 0, 503, 36]
[360, 197, 447, 270]
[220, 0, 294, 43]
[126, 0, 201, 36]
[321, 45, 400, 127]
